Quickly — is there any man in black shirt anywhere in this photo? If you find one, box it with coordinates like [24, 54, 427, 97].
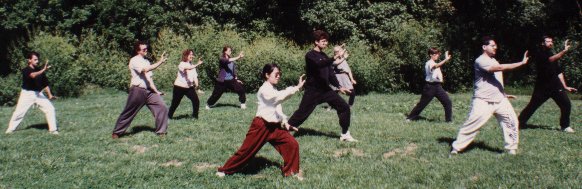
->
[286, 30, 357, 142]
[6, 52, 59, 134]
[519, 36, 577, 133]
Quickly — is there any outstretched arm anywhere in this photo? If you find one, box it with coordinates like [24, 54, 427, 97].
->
[549, 40, 571, 62]
[432, 51, 452, 70]
[486, 51, 529, 72]
[558, 73, 578, 92]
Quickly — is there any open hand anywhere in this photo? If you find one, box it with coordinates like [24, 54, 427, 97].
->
[521, 51, 529, 64]
[565, 87, 577, 93]
[564, 39, 571, 51]
[339, 87, 351, 95]
[297, 74, 306, 89]
[283, 122, 299, 131]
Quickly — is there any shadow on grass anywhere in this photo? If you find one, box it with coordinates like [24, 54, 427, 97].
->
[25, 123, 49, 131]
[239, 156, 281, 175]
[437, 137, 504, 154]
[520, 124, 557, 131]
[293, 127, 339, 139]
[404, 116, 438, 122]
[171, 114, 198, 120]
[128, 125, 157, 135]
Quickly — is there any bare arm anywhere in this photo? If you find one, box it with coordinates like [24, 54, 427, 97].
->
[433, 51, 451, 69]
[228, 51, 244, 62]
[29, 61, 49, 78]
[43, 86, 56, 99]
[559, 73, 578, 92]
[487, 51, 529, 72]
[141, 52, 167, 73]
[549, 40, 570, 62]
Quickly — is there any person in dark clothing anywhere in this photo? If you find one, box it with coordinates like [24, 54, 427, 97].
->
[518, 36, 577, 133]
[286, 30, 357, 142]
[406, 48, 453, 122]
[206, 45, 247, 110]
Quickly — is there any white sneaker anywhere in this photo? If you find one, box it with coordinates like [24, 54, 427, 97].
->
[562, 127, 575, 133]
[49, 131, 59, 135]
[5, 130, 14, 134]
[205, 104, 213, 110]
[215, 171, 225, 177]
[340, 131, 358, 142]
[240, 104, 247, 109]
[507, 149, 517, 155]
[449, 149, 459, 158]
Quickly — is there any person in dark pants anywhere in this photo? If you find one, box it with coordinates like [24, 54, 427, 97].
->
[406, 48, 453, 122]
[168, 49, 203, 119]
[286, 30, 357, 142]
[112, 41, 169, 139]
[518, 36, 577, 133]
[216, 64, 305, 180]
[206, 45, 247, 109]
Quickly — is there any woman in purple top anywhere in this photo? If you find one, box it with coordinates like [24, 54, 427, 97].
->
[206, 45, 247, 109]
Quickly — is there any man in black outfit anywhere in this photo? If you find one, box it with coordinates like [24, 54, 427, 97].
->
[518, 36, 577, 133]
[287, 30, 357, 142]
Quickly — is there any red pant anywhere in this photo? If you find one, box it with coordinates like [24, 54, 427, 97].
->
[218, 117, 300, 176]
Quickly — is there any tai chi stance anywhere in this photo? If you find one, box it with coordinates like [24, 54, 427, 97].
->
[206, 45, 247, 109]
[406, 48, 453, 122]
[217, 64, 305, 179]
[6, 52, 58, 134]
[518, 36, 576, 133]
[168, 49, 203, 119]
[287, 30, 357, 142]
[451, 36, 529, 155]
[112, 41, 169, 138]
[331, 44, 357, 106]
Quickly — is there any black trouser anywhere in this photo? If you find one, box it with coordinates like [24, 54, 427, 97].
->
[347, 89, 356, 106]
[407, 82, 452, 122]
[168, 85, 199, 119]
[207, 80, 246, 105]
[518, 89, 571, 129]
[288, 87, 351, 134]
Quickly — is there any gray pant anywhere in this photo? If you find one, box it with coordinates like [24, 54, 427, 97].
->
[113, 87, 168, 135]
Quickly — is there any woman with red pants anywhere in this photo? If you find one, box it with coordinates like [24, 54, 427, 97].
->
[216, 63, 305, 180]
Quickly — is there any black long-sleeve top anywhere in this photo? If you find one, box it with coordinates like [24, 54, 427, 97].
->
[304, 50, 340, 91]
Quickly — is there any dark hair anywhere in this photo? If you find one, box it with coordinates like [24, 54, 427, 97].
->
[481, 36, 495, 46]
[428, 47, 440, 56]
[133, 41, 147, 55]
[27, 51, 40, 59]
[181, 49, 194, 62]
[312, 30, 329, 43]
[541, 35, 553, 43]
[222, 45, 232, 58]
[261, 63, 280, 80]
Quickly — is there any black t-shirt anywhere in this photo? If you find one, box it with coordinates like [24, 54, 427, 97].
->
[21, 66, 49, 91]
[304, 50, 340, 91]
[534, 49, 564, 91]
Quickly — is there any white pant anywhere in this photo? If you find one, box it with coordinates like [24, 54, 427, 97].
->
[7, 89, 57, 132]
[452, 98, 519, 151]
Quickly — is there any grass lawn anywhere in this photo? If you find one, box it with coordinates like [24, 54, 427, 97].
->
[0, 88, 580, 188]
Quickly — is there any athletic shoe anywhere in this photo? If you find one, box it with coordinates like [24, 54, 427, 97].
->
[49, 131, 59, 135]
[206, 104, 216, 110]
[240, 103, 247, 109]
[562, 127, 575, 133]
[5, 130, 14, 134]
[216, 172, 225, 177]
[449, 149, 459, 158]
[292, 170, 304, 181]
[507, 149, 517, 155]
[340, 131, 358, 142]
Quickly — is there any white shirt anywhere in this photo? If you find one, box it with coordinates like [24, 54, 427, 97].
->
[173, 61, 198, 88]
[255, 82, 300, 123]
[424, 59, 443, 83]
[129, 55, 153, 89]
[473, 54, 506, 103]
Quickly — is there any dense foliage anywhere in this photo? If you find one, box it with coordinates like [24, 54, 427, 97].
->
[0, 0, 580, 105]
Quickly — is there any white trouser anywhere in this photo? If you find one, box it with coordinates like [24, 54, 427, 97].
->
[452, 98, 519, 151]
[7, 89, 57, 132]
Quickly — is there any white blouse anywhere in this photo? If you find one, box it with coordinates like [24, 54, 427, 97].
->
[173, 61, 198, 88]
[255, 81, 300, 123]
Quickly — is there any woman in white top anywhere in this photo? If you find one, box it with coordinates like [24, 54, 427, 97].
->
[168, 49, 203, 119]
[217, 63, 305, 180]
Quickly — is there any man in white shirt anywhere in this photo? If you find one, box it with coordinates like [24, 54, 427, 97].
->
[451, 36, 529, 155]
[406, 48, 452, 122]
[112, 41, 169, 139]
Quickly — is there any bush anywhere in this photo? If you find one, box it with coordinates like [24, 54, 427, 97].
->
[0, 74, 21, 106]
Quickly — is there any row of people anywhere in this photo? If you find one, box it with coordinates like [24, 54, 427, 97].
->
[4, 31, 576, 180]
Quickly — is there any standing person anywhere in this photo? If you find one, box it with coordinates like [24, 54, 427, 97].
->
[518, 36, 576, 133]
[168, 49, 203, 119]
[206, 45, 247, 109]
[406, 48, 453, 122]
[216, 64, 305, 180]
[112, 41, 169, 139]
[450, 36, 529, 155]
[287, 30, 357, 142]
[331, 44, 357, 106]
[6, 52, 58, 134]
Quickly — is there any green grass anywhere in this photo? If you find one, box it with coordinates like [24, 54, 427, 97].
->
[0, 88, 580, 188]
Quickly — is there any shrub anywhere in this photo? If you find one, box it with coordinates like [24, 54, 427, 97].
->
[77, 31, 129, 91]
[0, 74, 21, 106]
